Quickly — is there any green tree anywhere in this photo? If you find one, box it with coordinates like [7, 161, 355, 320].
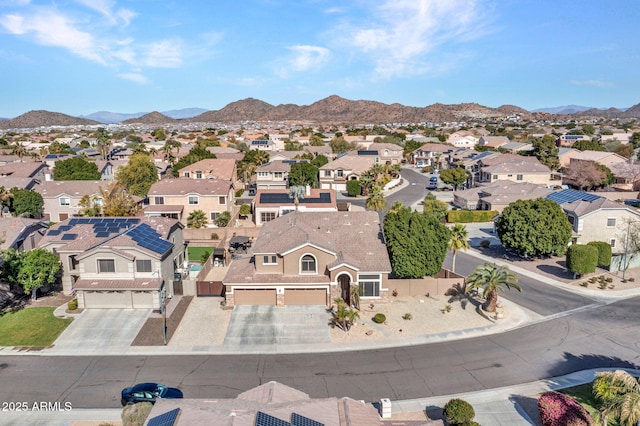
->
[365, 186, 386, 211]
[53, 157, 101, 180]
[587, 241, 612, 267]
[448, 224, 470, 273]
[572, 139, 603, 151]
[310, 154, 329, 167]
[17, 249, 61, 300]
[10, 188, 43, 218]
[422, 193, 448, 220]
[308, 135, 325, 146]
[631, 132, 640, 149]
[565, 244, 598, 278]
[439, 167, 468, 190]
[78, 194, 102, 217]
[593, 370, 640, 426]
[383, 204, 450, 278]
[582, 124, 595, 135]
[495, 198, 572, 257]
[465, 263, 521, 313]
[151, 128, 166, 141]
[0, 248, 22, 288]
[329, 136, 360, 153]
[288, 185, 306, 210]
[95, 127, 112, 160]
[99, 182, 138, 216]
[187, 210, 208, 229]
[346, 179, 362, 197]
[614, 143, 634, 158]
[289, 162, 319, 187]
[214, 211, 231, 227]
[116, 154, 158, 197]
[531, 135, 560, 170]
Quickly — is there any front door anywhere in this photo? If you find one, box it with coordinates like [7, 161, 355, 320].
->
[338, 275, 351, 306]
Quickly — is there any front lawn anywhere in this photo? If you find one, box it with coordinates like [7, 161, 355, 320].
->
[0, 307, 72, 346]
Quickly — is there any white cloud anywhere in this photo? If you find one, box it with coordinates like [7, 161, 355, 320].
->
[0, 10, 106, 64]
[570, 79, 614, 89]
[117, 72, 149, 84]
[139, 40, 183, 68]
[74, 0, 136, 26]
[335, 0, 490, 79]
[275, 45, 330, 77]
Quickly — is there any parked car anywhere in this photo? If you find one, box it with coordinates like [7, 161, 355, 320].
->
[121, 383, 183, 406]
[429, 176, 438, 182]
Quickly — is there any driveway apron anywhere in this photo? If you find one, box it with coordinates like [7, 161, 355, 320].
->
[50, 309, 151, 353]
[224, 305, 331, 346]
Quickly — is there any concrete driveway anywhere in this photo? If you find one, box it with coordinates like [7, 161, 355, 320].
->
[224, 305, 331, 346]
[50, 309, 151, 354]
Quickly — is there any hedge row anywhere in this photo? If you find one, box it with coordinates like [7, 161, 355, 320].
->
[447, 210, 499, 223]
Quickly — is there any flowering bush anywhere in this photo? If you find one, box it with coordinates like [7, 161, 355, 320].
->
[537, 391, 594, 426]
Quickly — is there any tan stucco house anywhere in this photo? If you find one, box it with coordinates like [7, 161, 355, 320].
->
[223, 211, 392, 307]
[36, 180, 105, 222]
[318, 155, 377, 191]
[252, 188, 338, 226]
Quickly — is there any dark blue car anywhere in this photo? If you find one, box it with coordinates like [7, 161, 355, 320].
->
[120, 383, 183, 406]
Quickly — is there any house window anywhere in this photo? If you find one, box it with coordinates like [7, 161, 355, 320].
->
[358, 274, 381, 297]
[517, 174, 523, 181]
[492, 174, 498, 180]
[97, 259, 115, 273]
[210, 212, 220, 221]
[337, 170, 344, 177]
[188, 196, 199, 205]
[136, 259, 152, 273]
[261, 212, 276, 223]
[610, 239, 616, 248]
[324, 170, 331, 177]
[263, 255, 277, 265]
[68, 255, 79, 270]
[59, 197, 70, 206]
[195, 172, 202, 179]
[258, 172, 268, 177]
[567, 215, 575, 225]
[219, 196, 226, 205]
[607, 218, 616, 227]
[300, 254, 316, 273]
[274, 172, 283, 179]
[183, 172, 190, 178]
[154, 197, 164, 205]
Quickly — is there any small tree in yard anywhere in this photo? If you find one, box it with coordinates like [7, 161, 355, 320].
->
[566, 244, 598, 278]
[443, 398, 476, 425]
[239, 204, 251, 217]
[187, 210, 208, 229]
[587, 241, 612, 268]
[11, 249, 61, 300]
[331, 299, 359, 331]
[439, 167, 468, 190]
[346, 179, 362, 197]
[214, 211, 231, 227]
[465, 263, 521, 313]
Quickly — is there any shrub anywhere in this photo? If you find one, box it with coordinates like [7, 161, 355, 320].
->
[479, 239, 491, 248]
[214, 211, 231, 227]
[346, 179, 362, 197]
[239, 203, 251, 216]
[402, 313, 412, 320]
[235, 188, 244, 198]
[447, 209, 499, 223]
[537, 391, 594, 426]
[200, 250, 211, 264]
[372, 313, 386, 324]
[443, 398, 476, 425]
[210, 232, 219, 240]
[67, 299, 78, 311]
[566, 244, 598, 277]
[587, 241, 612, 267]
[121, 402, 153, 426]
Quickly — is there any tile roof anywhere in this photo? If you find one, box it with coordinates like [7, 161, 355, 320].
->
[319, 155, 377, 174]
[178, 158, 236, 180]
[571, 150, 628, 163]
[147, 178, 232, 197]
[0, 161, 46, 178]
[254, 189, 336, 209]
[0, 217, 47, 250]
[257, 160, 292, 172]
[36, 180, 104, 198]
[74, 277, 161, 290]
[562, 196, 633, 217]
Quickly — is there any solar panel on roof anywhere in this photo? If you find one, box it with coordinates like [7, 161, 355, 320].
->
[58, 225, 72, 231]
[68, 219, 78, 226]
[259, 192, 331, 204]
[547, 189, 602, 205]
[61, 233, 77, 241]
[291, 413, 324, 426]
[256, 411, 291, 426]
[127, 224, 172, 255]
[95, 231, 110, 238]
[146, 408, 180, 426]
[77, 218, 91, 224]
[357, 150, 378, 155]
[47, 230, 61, 236]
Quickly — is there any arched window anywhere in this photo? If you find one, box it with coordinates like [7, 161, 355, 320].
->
[301, 254, 316, 273]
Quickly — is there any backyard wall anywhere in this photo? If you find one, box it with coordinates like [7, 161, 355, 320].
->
[609, 252, 640, 272]
[387, 270, 464, 297]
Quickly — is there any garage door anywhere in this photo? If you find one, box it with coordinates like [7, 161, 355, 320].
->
[131, 291, 155, 309]
[284, 289, 327, 306]
[83, 291, 131, 308]
[233, 289, 277, 306]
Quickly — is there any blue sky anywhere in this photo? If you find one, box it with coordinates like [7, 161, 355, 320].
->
[1, 0, 638, 118]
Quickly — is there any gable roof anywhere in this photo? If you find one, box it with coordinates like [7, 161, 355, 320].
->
[0, 217, 48, 250]
[319, 155, 376, 173]
[571, 150, 628, 163]
[36, 180, 104, 198]
[256, 160, 292, 173]
[148, 178, 232, 197]
[0, 161, 47, 178]
[177, 158, 236, 180]
[561, 196, 637, 218]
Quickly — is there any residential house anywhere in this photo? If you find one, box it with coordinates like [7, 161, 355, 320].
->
[453, 181, 553, 212]
[478, 136, 511, 148]
[318, 155, 377, 191]
[269, 151, 301, 162]
[0, 155, 21, 165]
[557, 134, 590, 147]
[250, 139, 277, 152]
[93, 159, 129, 181]
[253, 188, 337, 226]
[346, 143, 404, 164]
[600, 131, 631, 144]
[568, 150, 628, 169]
[177, 158, 238, 187]
[0, 217, 49, 251]
[145, 178, 234, 227]
[547, 189, 640, 270]
[223, 211, 392, 307]
[608, 162, 640, 191]
[38, 216, 184, 308]
[0, 161, 48, 183]
[474, 153, 556, 186]
[304, 144, 333, 159]
[558, 147, 581, 169]
[446, 130, 479, 148]
[0, 177, 38, 191]
[255, 160, 292, 190]
[144, 381, 433, 426]
[500, 141, 533, 153]
[409, 143, 454, 168]
[205, 146, 244, 162]
[36, 180, 105, 222]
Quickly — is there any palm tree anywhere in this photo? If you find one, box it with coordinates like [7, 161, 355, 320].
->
[288, 185, 306, 211]
[448, 224, 470, 273]
[366, 186, 387, 212]
[593, 370, 640, 426]
[11, 142, 27, 162]
[465, 263, 521, 313]
[187, 210, 208, 229]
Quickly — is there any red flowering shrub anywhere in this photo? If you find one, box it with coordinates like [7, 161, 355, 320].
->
[537, 391, 594, 426]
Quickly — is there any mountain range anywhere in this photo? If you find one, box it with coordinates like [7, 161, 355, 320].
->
[0, 96, 638, 130]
